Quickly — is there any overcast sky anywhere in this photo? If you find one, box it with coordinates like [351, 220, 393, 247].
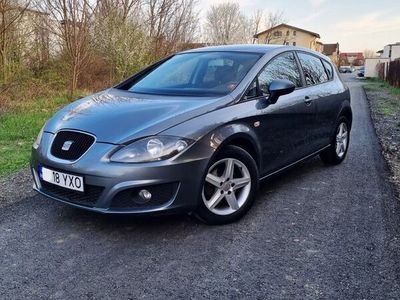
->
[199, 0, 400, 52]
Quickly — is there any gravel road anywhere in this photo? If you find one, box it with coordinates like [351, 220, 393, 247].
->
[1, 75, 400, 299]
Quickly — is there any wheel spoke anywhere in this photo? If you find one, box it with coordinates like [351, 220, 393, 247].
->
[231, 177, 250, 190]
[224, 158, 235, 180]
[339, 124, 344, 136]
[336, 142, 341, 154]
[226, 193, 239, 210]
[205, 173, 222, 187]
[207, 190, 225, 209]
[341, 141, 346, 152]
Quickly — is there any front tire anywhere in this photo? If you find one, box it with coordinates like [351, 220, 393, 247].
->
[320, 116, 350, 165]
[195, 145, 259, 225]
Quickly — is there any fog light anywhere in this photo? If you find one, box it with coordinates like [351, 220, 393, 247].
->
[139, 189, 152, 201]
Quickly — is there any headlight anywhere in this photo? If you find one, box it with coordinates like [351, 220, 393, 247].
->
[33, 125, 45, 149]
[110, 136, 194, 163]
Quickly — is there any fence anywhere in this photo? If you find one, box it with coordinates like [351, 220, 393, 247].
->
[377, 60, 400, 88]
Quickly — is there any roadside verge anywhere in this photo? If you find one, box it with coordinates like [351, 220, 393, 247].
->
[363, 79, 400, 195]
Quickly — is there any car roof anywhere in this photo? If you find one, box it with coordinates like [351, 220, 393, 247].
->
[181, 44, 283, 54]
[180, 44, 332, 61]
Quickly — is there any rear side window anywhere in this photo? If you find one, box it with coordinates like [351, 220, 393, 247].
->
[297, 52, 329, 85]
[258, 51, 302, 95]
[322, 59, 334, 79]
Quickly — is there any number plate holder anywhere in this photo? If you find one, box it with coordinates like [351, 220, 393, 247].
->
[38, 165, 84, 192]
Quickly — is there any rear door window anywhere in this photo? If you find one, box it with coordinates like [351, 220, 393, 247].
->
[297, 52, 329, 85]
[322, 59, 334, 79]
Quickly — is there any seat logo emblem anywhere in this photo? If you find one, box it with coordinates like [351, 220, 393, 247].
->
[62, 140, 74, 151]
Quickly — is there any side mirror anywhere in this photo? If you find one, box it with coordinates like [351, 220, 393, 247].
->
[268, 79, 296, 104]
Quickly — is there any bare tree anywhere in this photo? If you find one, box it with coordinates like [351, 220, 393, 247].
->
[0, 0, 30, 83]
[93, 0, 149, 81]
[250, 9, 263, 44]
[144, 0, 199, 59]
[17, 7, 51, 72]
[35, 0, 95, 97]
[261, 10, 286, 44]
[96, 0, 139, 21]
[204, 2, 247, 45]
[364, 49, 376, 59]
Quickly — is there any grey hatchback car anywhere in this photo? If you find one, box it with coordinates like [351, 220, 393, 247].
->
[31, 45, 352, 224]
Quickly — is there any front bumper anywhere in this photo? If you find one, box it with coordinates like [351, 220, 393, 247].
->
[31, 132, 210, 215]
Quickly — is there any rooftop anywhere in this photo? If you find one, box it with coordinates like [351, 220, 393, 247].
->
[322, 43, 339, 56]
[254, 23, 320, 39]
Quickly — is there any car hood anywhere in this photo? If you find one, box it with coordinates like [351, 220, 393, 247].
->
[45, 88, 229, 144]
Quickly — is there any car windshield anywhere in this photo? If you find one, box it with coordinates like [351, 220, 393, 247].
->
[126, 52, 262, 97]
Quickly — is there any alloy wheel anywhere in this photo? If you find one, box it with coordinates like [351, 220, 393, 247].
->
[202, 158, 251, 216]
[335, 122, 348, 158]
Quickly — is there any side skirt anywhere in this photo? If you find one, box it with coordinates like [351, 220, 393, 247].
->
[259, 144, 331, 181]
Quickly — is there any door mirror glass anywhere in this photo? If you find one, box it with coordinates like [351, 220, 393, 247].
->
[259, 80, 269, 95]
[245, 80, 258, 99]
[268, 79, 296, 103]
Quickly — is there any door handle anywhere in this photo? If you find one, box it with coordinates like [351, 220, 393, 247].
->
[304, 96, 313, 105]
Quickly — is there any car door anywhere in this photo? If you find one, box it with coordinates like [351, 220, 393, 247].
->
[296, 52, 336, 150]
[316, 59, 346, 147]
[243, 51, 317, 175]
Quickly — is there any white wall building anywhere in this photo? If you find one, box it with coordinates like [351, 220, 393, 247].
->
[380, 43, 400, 60]
[365, 42, 400, 78]
[365, 58, 390, 78]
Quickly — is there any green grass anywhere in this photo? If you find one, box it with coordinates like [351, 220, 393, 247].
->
[363, 79, 400, 117]
[364, 78, 400, 96]
[376, 100, 399, 116]
[0, 96, 72, 177]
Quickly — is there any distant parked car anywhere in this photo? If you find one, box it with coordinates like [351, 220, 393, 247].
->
[339, 66, 352, 73]
[31, 45, 352, 224]
[357, 67, 365, 77]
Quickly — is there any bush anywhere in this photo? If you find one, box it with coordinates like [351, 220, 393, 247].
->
[0, 58, 71, 113]
[78, 54, 114, 92]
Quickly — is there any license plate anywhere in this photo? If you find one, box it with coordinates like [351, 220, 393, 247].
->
[39, 166, 84, 192]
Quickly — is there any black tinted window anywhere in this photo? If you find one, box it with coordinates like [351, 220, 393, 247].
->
[322, 59, 334, 79]
[127, 52, 261, 96]
[298, 52, 329, 85]
[258, 52, 302, 95]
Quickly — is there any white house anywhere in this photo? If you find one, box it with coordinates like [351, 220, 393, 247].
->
[379, 42, 400, 60]
[365, 58, 390, 78]
[365, 42, 400, 77]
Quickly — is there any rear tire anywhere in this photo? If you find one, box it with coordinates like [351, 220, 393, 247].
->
[195, 145, 258, 225]
[320, 116, 350, 165]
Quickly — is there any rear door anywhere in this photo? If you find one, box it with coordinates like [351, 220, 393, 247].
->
[296, 52, 338, 149]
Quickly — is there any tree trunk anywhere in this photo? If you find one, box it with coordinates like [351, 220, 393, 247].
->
[70, 58, 79, 99]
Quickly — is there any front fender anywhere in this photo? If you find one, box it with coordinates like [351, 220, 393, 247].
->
[165, 120, 262, 170]
[204, 123, 262, 166]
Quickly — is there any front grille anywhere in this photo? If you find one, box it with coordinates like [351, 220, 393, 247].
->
[110, 183, 179, 209]
[40, 180, 104, 207]
[51, 131, 95, 161]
